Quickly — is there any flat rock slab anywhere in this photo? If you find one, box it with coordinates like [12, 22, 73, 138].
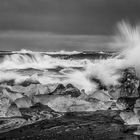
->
[0, 110, 139, 140]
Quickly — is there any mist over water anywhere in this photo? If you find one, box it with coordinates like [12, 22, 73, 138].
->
[116, 21, 140, 77]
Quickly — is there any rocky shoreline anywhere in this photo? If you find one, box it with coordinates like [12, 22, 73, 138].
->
[0, 110, 139, 140]
[0, 67, 140, 139]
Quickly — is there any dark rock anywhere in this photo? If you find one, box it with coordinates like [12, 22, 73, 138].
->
[117, 97, 138, 110]
[119, 67, 139, 98]
[49, 84, 65, 95]
[78, 89, 88, 100]
[1, 110, 135, 140]
[0, 79, 15, 86]
[90, 77, 107, 91]
[19, 79, 40, 87]
[62, 84, 81, 97]
[66, 83, 75, 88]
[109, 68, 139, 100]
[49, 83, 81, 97]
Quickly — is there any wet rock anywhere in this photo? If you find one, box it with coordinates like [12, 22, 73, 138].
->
[32, 94, 60, 105]
[20, 103, 61, 122]
[108, 68, 139, 100]
[90, 77, 107, 91]
[120, 111, 140, 125]
[0, 93, 11, 117]
[133, 99, 140, 116]
[0, 79, 15, 86]
[68, 103, 95, 112]
[117, 97, 138, 110]
[5, 102, 22, 117]
[11, 84, 37, 97]
[15, 96, 33, 108]
[78, 89, 89, 100]
[88, 90, 111, 102]
[19, 79, 40, 87]
[47, 96, 91, 112]
[134, 98, 140, 108]
[62, 84, 81, 97]
[11, 84, 54, 97]
[49, 83, 81, 98]
[49, 84, 65, 95]
[119, 68, 139, 98]
[108, 85, 121, 99]
[2, 88, 24, 101]
[85, 97, 100, 103]
[19, 74, 40, 87]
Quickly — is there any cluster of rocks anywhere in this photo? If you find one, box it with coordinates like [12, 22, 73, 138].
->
[0, 67, 140, 126]
[110, 67, 140, 125]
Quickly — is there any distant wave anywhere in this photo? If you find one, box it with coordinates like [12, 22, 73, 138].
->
[12, 49, 81, 55]
[0, 53, 91, 70]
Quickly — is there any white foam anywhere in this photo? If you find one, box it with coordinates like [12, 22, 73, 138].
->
[13, 49, 81, 55]
[115, 21, 140, 77]
[0, 53, 89, 70]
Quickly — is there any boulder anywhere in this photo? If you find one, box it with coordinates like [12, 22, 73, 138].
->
[108, 85, 121, 99]
[49, 84, 65, 95]
[15, 96, 33, 108]
[49, 83, 81, 98]
[117, 97, 138, 110]
[20, 103, 61, 122]
[5, 102, 22, 117]
[2, 88, 24, 101]
[88, 90, 111, 102]
[133, 99, 140, 116]
[108, 68, 139, 100]
[32, 94, 60, 105]
[61, 84, 81, 97]
[78, 89, 88, 100]
[120, 111, 140, 125]
[134, 98, 140, 108]
[0, 79, 15, 86]
[0, 93, 11, 117]
[11, 84, 55, 97]
[119, 68, 139, 98]
[11, 84, 37, 97]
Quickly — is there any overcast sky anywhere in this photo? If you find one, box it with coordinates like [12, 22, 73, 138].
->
[0, 0, 140, 51]
[0, 0, 140, 34]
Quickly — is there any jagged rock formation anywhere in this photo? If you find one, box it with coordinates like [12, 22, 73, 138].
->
[61, 84, 81, 97]
[5, 102, 22, 117]
[119, 68, 139, 98]
[15, 96, 33, 108]
[88, 90, 111, 102]
[20, 103, 62, 122]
